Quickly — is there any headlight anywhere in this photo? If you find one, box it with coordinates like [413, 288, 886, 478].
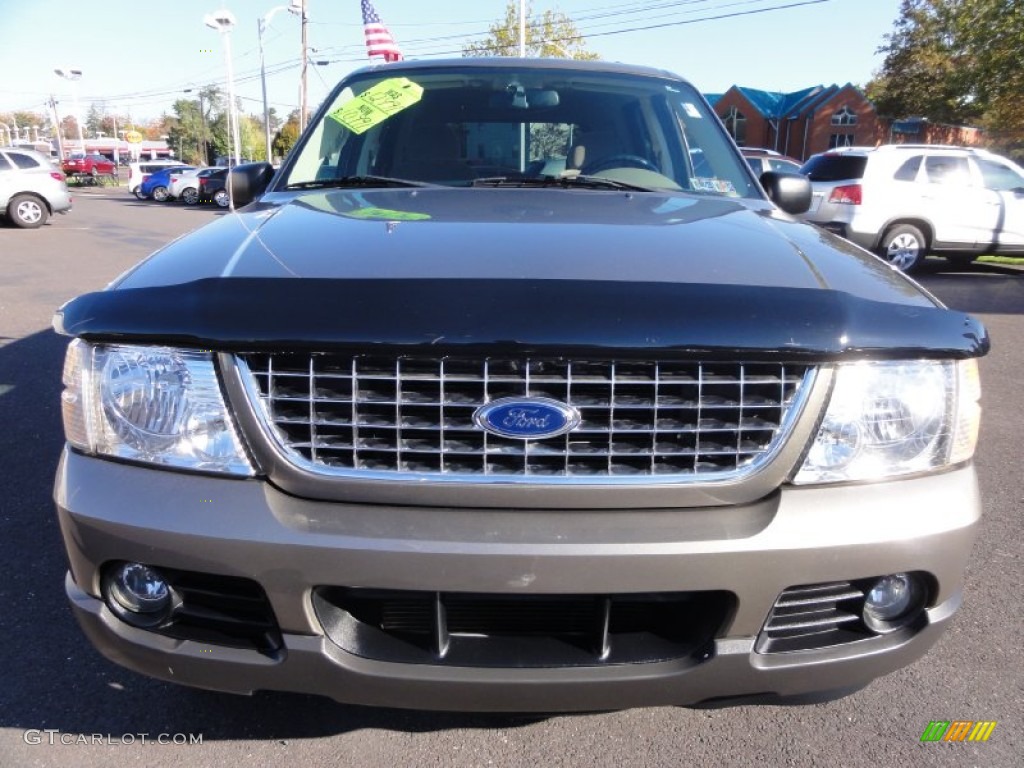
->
[61, 340, 254, 475]
[794, 359, 980, 484]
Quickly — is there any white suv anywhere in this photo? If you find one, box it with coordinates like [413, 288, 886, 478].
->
[799, 144, 1024, 271]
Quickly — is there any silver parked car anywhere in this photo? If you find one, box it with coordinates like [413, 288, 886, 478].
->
[0, 148, 72, 228]
[799, 144, 1024, 271]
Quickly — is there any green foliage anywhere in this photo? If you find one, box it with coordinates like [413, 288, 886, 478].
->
[959, 0, 1024, 153]
[530, 123, 572, 159]
[463, 1, 598, 59]
[868, 0, 1023, 155]
[0, 111, 50, 142]
[61, 115, 80, 141]
[272, 118, 301, 160]
[165, 86, 232, 164]
[239, 114, 262, 162]
[86, 103, 105, 137]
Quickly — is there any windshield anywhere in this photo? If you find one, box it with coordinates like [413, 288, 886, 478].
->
[281, 64, 758, 198]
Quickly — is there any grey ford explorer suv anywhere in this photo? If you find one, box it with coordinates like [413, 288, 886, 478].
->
[54, 59, 987, 712]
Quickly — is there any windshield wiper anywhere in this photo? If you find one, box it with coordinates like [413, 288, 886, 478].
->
[283, 175, 432, 190]
[471, 175, 654, 192]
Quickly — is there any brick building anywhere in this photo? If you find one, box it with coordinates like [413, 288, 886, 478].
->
[706, 85, 983, 161]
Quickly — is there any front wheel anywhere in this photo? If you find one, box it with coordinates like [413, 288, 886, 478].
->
[152, 185, 169, 202]
[133, 186, 147, 200]
[8, 194, 48, 228]
[213, 189, 229, 208]
[878, 224, 927, 272]
[181, 187, 199, 206]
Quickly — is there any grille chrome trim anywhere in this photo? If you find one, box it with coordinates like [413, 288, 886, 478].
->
[235, 353, 817, 486]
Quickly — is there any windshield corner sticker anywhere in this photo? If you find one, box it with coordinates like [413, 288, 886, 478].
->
[682, 103, 702, 118]
[329, 77, 424, 135]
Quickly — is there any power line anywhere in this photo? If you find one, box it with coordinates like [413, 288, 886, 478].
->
[6, 0, 838, 116]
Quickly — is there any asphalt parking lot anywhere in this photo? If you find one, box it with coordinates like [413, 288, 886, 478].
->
[0, 191, 1021, 767]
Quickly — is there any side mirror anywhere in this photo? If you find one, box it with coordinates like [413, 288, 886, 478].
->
[760, 171, 812, 215]
[228, 162, 275, 207]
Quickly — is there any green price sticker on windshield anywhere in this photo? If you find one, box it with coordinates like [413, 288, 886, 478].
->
[329, 77, 424, 135]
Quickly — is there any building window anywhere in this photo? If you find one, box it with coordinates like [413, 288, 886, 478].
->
[723, 106, 747, 146]
[831, 106, 857, 126]
[828, 133, 855, 149]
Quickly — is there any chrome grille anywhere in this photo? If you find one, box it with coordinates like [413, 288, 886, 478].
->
[237, 354, 814, 480]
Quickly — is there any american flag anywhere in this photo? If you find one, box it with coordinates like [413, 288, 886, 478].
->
[361, 0, 403, 62]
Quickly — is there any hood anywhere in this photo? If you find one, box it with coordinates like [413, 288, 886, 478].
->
[57, 188, 988, 359]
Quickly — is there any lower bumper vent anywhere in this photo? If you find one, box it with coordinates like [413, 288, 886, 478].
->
[104, 565, 283, 655]
[313, 588, 735, 667]
[758, 581, 871, 653]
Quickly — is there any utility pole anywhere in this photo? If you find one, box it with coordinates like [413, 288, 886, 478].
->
[259, 16, 271, 162]
[258, 2, 301, 163]
[299, 0, 308, 133]
[198, 90, 206, 163]
[49, 96, 65, 160]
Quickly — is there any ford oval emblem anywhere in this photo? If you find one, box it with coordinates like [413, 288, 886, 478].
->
[473, 397, 581, 440]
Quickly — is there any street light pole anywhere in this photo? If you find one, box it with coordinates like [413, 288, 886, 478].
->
[258, 2, 301, 164]
[204, 10, 241, 166]
[54, 67, 85, 156]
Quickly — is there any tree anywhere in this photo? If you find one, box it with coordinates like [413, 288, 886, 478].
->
[60, 115, 80, 142]
[239, 114, 262, 161]
[463, 1, 598, 59]
[867, 0, 1023, 155]
[958, 0, 1024, 149]
[143, 115, 174, 142]
[0, 110, 49, 142]
[272, 115, 301, 160]
[86, 102, 106, 137]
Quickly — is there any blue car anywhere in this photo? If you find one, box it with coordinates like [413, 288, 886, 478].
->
[139, 166, 193, 202]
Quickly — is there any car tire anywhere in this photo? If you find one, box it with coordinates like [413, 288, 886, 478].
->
[133, 187, 147, 200]
[8, 194, 49, 228]
[213, 189, 229, 208]
[181, 187, 199, 206]
[878, 224, 927, 272]
[152, 186, 170, 202]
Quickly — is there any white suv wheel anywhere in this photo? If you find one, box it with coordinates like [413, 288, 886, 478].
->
[880, 224, 926, 272]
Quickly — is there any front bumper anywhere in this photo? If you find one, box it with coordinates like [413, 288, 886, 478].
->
[55, 448, 980, 711]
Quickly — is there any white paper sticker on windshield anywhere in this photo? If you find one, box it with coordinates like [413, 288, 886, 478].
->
[682, 103, 702, 118]
[691, 177, 737, 195]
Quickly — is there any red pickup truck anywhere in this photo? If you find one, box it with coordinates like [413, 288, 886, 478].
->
[63, 153, 117, 177]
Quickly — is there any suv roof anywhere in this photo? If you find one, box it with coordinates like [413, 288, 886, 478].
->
[819, 144, 988, 157]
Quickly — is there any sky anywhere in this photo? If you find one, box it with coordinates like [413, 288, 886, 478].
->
[0, 0, 902, 127]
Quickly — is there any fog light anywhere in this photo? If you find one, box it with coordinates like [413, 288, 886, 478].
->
[106, 563, 172, 625]
[863, 573, 923, 632]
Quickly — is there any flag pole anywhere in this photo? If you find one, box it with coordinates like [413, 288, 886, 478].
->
[519, 0, 526, 173]
[300, 0, 309, 133]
